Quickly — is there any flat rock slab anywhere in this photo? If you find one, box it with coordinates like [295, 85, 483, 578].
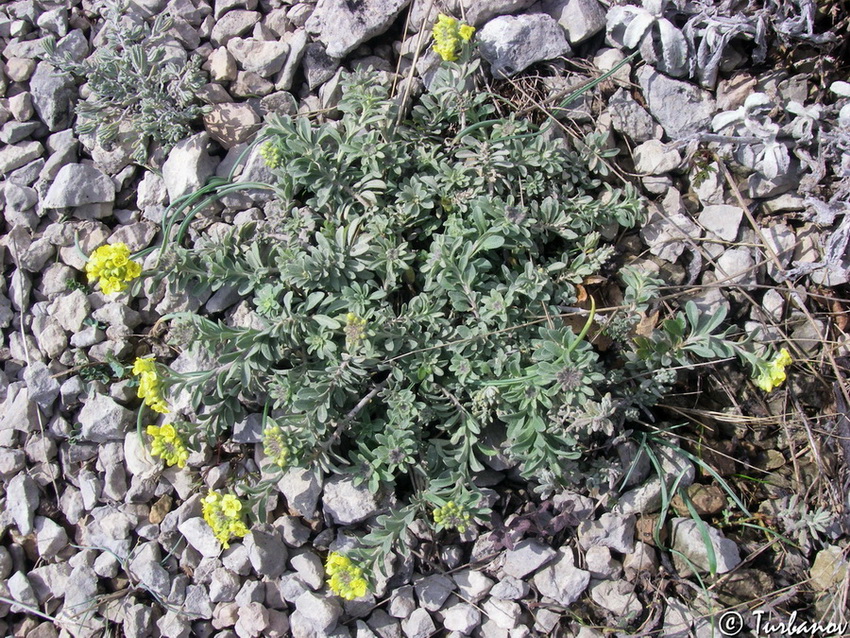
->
[43, 164, 115, 208]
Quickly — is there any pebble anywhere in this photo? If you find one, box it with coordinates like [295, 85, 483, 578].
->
[501, 539, 557, 579]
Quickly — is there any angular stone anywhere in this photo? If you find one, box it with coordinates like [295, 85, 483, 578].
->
[227, 38, 289, 77]
[609, 88, 658, 143]
[478, 14, 572, 78]
[77, 393, 135, 443]
[633, 140, 682, 174]
[294, 590, 341, 633]
[8, 473, 40, 535]
[180, 517, 222, 558]
[401, 608, 435, 638]
[532, 548, 590, 606]
[244, 529, 288, 578]
[698, 204, 743, 242]
[542, 0, 606, 44]
[42, 163, 115, 208]
[637, 67, 716, 139]
[578, 513, 636, 554]
[322, 475, 379, 525]
[501, 539, 557, 579]
[670, 517, 741, 576]
[211, 10, 261, 46]
[30, 62, 76, 131]
[413, 574, 455, 611]
[306, 0, 411, 59]
[161, 132, 218, 202]
[203, 102, 261, 149]
[0, 140, 43, 177]
[23, 361, 60, 409]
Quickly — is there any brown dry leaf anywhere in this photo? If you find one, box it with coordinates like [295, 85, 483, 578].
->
[149, 494, 173, 524]
[635, 310, 660, 337]
[831, 298, 848, 331]
[576, 284, 588, 304]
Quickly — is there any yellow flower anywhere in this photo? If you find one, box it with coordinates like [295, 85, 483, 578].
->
[85, 243, 142, 295]
[344, 312, 368, 349]
[201, 491, 250, 549]
[325, 552, 369, 600]
[432, 500, 472, 533]
[754, 348, 793, 392]
[133, 357, 170, 414]
[432, 14, 475, 62]
[259, 140, 283, 169]
[146, 423, 189, 468]
[263, 424, 292, 469]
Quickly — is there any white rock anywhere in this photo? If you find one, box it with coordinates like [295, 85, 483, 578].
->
[236, 602, 270, 638]
[590, 580, 643, 617]
[637, 67, 716, 139]
[640, 207, 701, 263]
[42, 163, 114, 208]
[294, 590, 342, 633]
[180, 517, 223, 558]
[715, 247, 756, 288]
[442, 602, 480, 634]
[8, 473, 39, 534]
[290, 551, 324, 590]
[34, 516, 68, 558]
[227, 38, 289, 77]
[670, 517, 741, 576]
[307, 0, 409, 58]
[578, 513, 635, 554]
[698, 205, 743, 242]
[478, 14, 572, 79]
[633, 140, 682, 174]
[414, 574, 455, 611]
[532, 548, 590, 606]
[542, 0, 606, 44]
[161, 132, 218, 203]
[401, 608, 436, 638]
[77, 393, 135, 443]
[278, 467, 322, 519]
[501, 539, 556, 579]
[245, 529, 288, 578]
[322, 475, 379, 525]
[482, 598, 521, 630]
[453, 569, 495, 602]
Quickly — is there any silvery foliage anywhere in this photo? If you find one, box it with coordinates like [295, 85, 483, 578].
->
[712, 93, 792, 180]
[763, 494, 839, 554]
[607, 0, 689, 77]
[609, 0, 834, 89]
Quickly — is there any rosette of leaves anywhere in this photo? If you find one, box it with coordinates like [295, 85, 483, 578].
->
[44, 4, 206, 164]
[160, 67, 764, 542]
[607, 0, 689, 77]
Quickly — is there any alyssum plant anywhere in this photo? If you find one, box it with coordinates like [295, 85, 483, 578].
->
[45, 3, 207, 164]
[124, 16, 787, 597]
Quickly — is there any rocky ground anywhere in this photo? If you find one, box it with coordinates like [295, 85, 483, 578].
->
[1, 0, 850, 637]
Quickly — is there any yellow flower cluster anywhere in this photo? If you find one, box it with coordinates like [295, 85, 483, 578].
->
[146, 423, 189, 468]
[432, 13, 475, 62]
[344, 312, 368, 348]
[325, 552, 369, 600]
[85, 243, 142, 295]
[202, 491, 250, 549]
[263, 424, 291, 469]
[132, 357, 170, 414]
[259, 140, 284, 169]
[754, 348, 793, 392]
[432, 501, 472, 533]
